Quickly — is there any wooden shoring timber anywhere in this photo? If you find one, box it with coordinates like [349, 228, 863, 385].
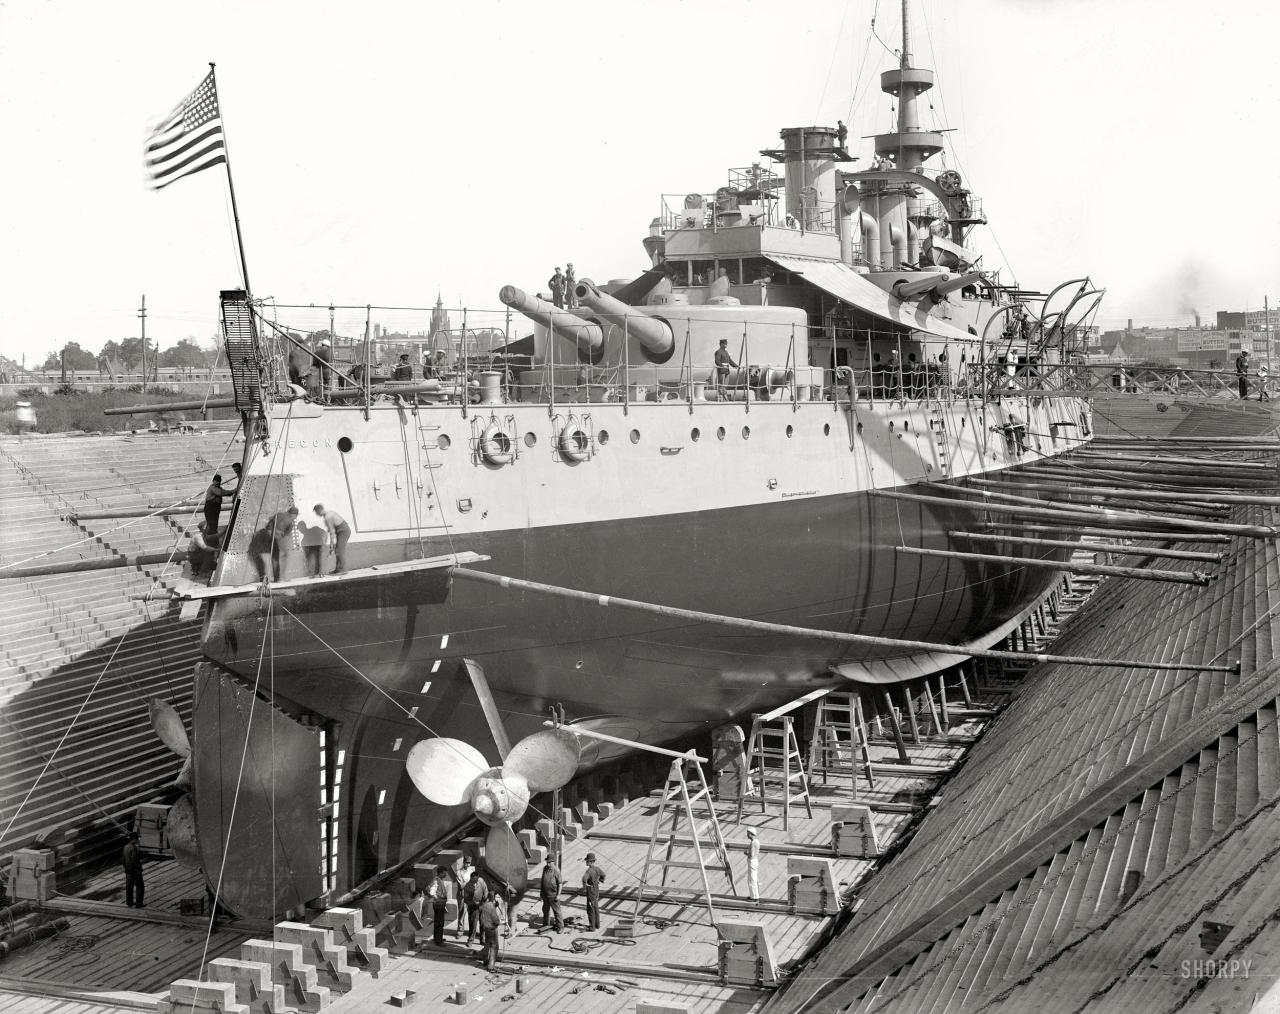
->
[1017, 465, 1280, 491]
[951, 532, 1224, 563]
[922, 483, 1227, 521]
[449, 568, 1238, 673]
[970, 476, 1280, 508]
[974, 521, 1231, 544]
[875, 490, 1278, 540]
[894, 546, 1209, 586]
[1070, 450, 1280, 471]
[944, 484, 1227, 519]
[896, 550, 1203, 588]
[69, 504, 200, 520]
[0, 550, 190, 578]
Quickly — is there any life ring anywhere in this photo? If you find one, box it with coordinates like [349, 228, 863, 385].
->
[558, 418, 591, 462]
[479, 422, 514, 465]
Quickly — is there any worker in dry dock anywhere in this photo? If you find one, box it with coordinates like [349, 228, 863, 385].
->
[429, 866, 450, 946]
[1236, 349, 1251, 399]
[202, 473, 234, 535]
[186, 521, 220, 579]
[462, 866, 487, 943]
[269, 506, 300, 580]
[539, 856, 563, 932]
[745, 827, 761, 902]
[314, 504, 351, 575]
[122, 830, 144, 908]
[477, 892, 503, 969]
[582, 853, 605, 930]
[299, 509, 327, 578]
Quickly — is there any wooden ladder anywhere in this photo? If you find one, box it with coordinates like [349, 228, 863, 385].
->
[807, 691, 875, 799]
[739, 712, 814, 831]
[634, 756, 736, 927]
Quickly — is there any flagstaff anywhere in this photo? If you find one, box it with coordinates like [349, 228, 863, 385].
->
[207, 62, 251, 294]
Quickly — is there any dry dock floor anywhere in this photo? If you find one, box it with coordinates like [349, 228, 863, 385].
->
[0, 709, 1006, 1014]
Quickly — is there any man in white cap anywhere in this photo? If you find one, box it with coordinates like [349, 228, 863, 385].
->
[745, 828, 761, 902]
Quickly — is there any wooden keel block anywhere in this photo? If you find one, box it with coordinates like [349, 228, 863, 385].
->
[830, 804, 881, 857]
[598, 801, 616, 820]
[535, 818, 556, 845]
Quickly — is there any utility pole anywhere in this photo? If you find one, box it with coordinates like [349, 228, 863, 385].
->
[139, 295, 148, 393]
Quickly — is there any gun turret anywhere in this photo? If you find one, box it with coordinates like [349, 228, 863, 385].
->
[498, 285, 603, 355]
[573, 279, 674, 358]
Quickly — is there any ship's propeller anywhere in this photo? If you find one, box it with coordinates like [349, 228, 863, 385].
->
[149, 697, 193, 791]
[406, 727, 581, 895]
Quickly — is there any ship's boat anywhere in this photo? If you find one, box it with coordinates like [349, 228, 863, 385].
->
[179, 5, 1102, 918]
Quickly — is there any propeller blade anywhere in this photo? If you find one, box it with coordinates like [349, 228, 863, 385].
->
[166, 794, 202, 871]
[406, 738, 489, 806]
[483, 821, 529, 898]
[503, 728, 581, 792]
[149, 698, 191, 758]
[174, 754, 193, 792]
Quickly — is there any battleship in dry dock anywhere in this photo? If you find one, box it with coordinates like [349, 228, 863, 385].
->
[176, 5, 1104, 920]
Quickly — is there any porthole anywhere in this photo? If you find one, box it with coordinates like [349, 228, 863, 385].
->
[855, 422, 862, 434]
[598, 430, 610, 445]
[524, 432, 537, 447]
[717, 427, 726, 441]
[824, 423, 832, 436]
[888, 421, 895, 431]
[741, 426, 751, 440]
[337, 436, 354, 453]
[436, 434, 451, 451]
[903, 420, 910, 431]
[630, 429, 640, 444]
[785, 425, 794, 438]
[691, 428, 701, 442]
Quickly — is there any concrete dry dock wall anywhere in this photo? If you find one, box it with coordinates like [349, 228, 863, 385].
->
[773, 498, 1280, 1014]
[0, 431, 242, 875]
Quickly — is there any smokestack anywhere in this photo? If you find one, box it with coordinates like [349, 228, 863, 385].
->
[1193, 309, 1201, 328]
[1126, 318, 1133, 333]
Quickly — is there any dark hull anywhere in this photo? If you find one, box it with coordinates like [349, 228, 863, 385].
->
[194, 482, 1060, 916]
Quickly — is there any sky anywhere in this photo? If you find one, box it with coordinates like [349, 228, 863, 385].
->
[1, 0, 1277, 364]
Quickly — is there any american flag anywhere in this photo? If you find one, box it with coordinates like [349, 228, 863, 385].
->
[145, 71, 225, 190]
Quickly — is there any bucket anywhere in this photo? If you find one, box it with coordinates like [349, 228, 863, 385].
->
[453, 984, 469, 1005]
[516, 976, 529, 993]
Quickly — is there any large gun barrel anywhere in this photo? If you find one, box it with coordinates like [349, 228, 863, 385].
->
[573, 279, 674, 358]
[894, 270, 984, 301]
[499, 285, 603, 354]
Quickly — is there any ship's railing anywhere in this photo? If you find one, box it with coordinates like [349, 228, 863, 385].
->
[1077, 363, 1280, 402]
[659, 194, 837, 235]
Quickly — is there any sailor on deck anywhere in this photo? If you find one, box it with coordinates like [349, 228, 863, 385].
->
[392, 353, 415, 382]
[714, 339, 737, 392]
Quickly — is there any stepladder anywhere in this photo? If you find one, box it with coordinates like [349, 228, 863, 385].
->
[807, 691, 875, 798]
[738, 713, 813, 831]
[635, 755, 736, 926]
